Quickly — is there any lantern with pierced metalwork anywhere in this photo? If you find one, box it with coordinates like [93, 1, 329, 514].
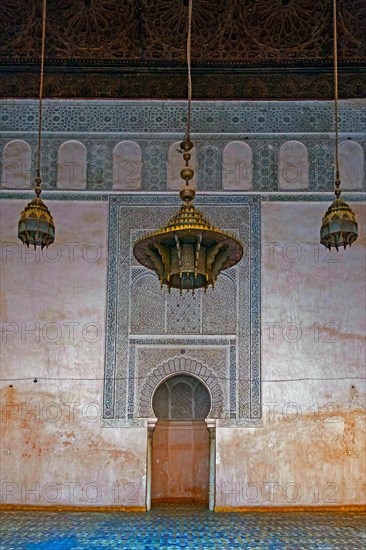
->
[18, 180, 55, 249]
[320, 189, 358, 251]
[133, 181, 243, 292]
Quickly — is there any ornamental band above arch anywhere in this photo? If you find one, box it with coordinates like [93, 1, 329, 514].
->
[139, 356, 224, 418]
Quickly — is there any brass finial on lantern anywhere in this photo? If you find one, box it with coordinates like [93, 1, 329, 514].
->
[320, 0, 358, 251]
[17, 0, 55, 250]
[133, 0, 243, 292]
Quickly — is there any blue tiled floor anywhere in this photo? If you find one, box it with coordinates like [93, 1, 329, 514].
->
[0, 505, 365, 549]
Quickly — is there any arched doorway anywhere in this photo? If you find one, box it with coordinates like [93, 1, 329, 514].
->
[151, 374, 211, 506]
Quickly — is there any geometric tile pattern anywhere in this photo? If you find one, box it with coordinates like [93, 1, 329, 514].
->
[0, 507, 365, 549]
[1, 100, 365, 193]
[1, 100, 365, 134]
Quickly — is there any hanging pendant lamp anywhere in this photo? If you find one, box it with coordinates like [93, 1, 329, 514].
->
[320, 0, 358, 251]
[133, 0, 243, 292]
[18, 0, 55, 249]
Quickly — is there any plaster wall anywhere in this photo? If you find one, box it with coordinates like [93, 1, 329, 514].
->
[0, 200, 147, 507]
[0, 98, 365, 509]
[215, 201, 366, 508]
[1, 198, 364, 508]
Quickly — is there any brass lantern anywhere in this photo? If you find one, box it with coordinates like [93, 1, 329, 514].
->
[133, 147, 243, 292]
[18, 176, 55, 249]
[320, 183, 358, 251]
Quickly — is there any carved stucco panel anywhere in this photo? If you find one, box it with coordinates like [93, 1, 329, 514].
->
[138, 355, 225, 418]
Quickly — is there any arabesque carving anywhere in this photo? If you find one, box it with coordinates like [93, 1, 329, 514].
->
[0, 0, 365, 99]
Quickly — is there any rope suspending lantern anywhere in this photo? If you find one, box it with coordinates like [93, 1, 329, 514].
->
[178, 0, 194, 201]
[133, 0, 243, 292]
[320, 0, 358, 251]
[18, 0, 55, 249]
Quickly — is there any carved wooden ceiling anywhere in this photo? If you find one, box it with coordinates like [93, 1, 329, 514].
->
[0, 0, 365, 99]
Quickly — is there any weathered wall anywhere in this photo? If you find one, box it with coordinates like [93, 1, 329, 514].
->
[0, 200, 147, 507]
[1, 198, 364, 508]
[215, 201, 366, 508]
[0, 99, 365, 509]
